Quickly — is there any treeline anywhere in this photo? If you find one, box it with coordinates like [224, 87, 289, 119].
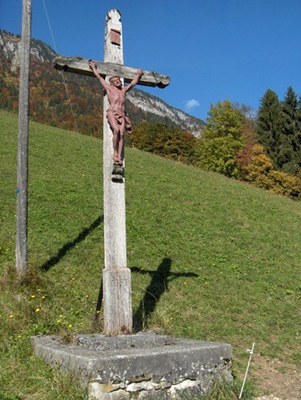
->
[0, 46, 188, 139]
[130, 89, 301, 199]
[1, 33, 300, 198]
[129, 123, 196, 165]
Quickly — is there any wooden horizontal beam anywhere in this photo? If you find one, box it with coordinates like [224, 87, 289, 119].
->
[53, 56, 170, 88]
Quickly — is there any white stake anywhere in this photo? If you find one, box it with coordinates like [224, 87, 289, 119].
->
[239, 342, 255, 399]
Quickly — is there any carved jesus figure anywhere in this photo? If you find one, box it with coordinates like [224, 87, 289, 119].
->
[89, 60, 143, 165]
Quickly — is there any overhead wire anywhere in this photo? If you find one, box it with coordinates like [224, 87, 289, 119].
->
[41, 0, 103, 264]
[41, 0, 102, 200]
[42, 0, 81, 136]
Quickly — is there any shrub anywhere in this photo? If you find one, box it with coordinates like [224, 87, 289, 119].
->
[237, 144, 301, 198]
[195, 136, 243, 178]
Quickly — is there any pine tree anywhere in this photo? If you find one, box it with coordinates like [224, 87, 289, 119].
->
[257, 89, 283, 168]
[279, 87, 301, 174]
[295, 93, 301, 174]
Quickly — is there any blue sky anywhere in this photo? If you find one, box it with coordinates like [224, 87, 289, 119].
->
[1, 0, 301, 121]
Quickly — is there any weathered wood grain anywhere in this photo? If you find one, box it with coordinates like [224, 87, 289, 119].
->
[103, 268, 132, 335]
[102, 9, 132, 335]
[16, 0, 32, 280]
[53, 57, 170, 88]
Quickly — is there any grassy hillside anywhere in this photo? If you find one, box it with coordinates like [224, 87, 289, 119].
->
[1, 110, 301, 399]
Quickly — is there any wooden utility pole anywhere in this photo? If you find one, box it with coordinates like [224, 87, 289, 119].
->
[54, 9, 169, 335]
[16, 0, 32, 280]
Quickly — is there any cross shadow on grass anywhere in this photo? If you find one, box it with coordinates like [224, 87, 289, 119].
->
[132, 257, 198, 331]
[40, 215, 104, 272]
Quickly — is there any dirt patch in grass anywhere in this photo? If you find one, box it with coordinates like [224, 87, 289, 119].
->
[252, 355, 301, 399]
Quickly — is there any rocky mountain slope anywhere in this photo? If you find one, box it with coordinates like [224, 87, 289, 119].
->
[0, 30, 204, 137]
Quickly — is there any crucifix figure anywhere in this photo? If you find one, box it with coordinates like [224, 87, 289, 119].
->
[54, 9, 169, 336]
[88, 60, 143, 166]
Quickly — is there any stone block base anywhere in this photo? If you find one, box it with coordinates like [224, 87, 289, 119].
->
[32, 332, 232, 399]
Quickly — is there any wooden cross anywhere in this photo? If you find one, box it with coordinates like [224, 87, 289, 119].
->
[54, 9, 170, 336]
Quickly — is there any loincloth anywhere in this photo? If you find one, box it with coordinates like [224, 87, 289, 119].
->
[106, 110, 132, 134]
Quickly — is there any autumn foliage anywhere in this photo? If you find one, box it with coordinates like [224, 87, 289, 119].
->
[237, 144, 301, 197]
[196, 100, 301, 199]
[1, 30, 301, 199]
[130, 122, 196, 164]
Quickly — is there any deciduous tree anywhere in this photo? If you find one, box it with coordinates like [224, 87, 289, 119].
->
[202, 100, 244, 140]
[195, 101, 244, 177]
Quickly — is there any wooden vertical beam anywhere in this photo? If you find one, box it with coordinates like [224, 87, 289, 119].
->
[16, 0, 32, 280]
[102, 9, 132, 335]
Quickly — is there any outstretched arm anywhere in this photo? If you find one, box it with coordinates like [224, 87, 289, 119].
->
[124, 69, 144, 92]
[88, 60, 109, 90]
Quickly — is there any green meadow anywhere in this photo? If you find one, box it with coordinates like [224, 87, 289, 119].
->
[1, 110, 301, 399]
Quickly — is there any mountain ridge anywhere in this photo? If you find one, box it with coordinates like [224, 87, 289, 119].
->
[0, 30, 205, 137]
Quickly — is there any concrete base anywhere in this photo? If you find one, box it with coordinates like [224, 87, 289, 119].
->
[32, 332, 232, 399]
